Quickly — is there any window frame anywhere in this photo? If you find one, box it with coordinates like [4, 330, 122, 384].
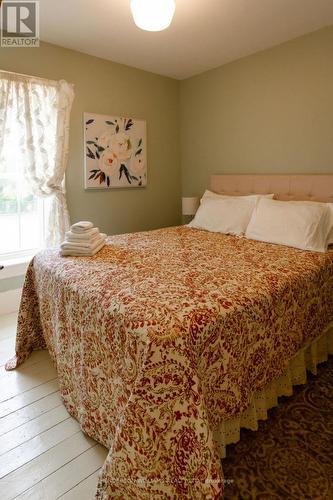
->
[0, 173, 47, 262]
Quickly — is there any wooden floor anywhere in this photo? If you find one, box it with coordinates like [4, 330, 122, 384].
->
[0, 313, 108, 500]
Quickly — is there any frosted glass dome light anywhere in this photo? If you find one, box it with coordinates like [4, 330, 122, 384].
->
[130, 0, 176, 32]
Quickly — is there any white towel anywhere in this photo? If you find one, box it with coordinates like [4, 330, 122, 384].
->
[61, 233, 106, 251]
[65, 228, 100, 241]
[71, 221, 94, 233]
[61, 238, 106, 257]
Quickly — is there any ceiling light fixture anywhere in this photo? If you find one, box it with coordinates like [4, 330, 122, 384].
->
[130, 0, 176, 32]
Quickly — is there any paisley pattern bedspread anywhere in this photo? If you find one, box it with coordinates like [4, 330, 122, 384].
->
[6, 226, 333, 499]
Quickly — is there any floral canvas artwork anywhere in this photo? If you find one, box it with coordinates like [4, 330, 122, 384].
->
[84, 112, 147, 189]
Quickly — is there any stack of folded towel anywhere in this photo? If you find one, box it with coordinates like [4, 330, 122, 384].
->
[61, 221, 107, 257]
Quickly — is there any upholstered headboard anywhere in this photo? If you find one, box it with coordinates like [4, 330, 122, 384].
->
[210, 175, 333, 203]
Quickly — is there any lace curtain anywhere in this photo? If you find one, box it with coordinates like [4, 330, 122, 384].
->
[0, 70, 74, 246]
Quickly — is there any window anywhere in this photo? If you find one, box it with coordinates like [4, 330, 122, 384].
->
[0, 107, 49, 260]
[0, 71, 74, 261]
[0, 173, 48, 260]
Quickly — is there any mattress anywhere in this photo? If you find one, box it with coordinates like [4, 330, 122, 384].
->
[6, 226, 333, 499]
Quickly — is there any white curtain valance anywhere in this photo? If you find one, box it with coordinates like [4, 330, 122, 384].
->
[0, 70, 75, 246]
[0, 69, 60, 86]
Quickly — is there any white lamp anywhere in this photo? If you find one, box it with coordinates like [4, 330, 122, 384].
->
[130, 0, 176, 32]
[182, 197, 199, 216]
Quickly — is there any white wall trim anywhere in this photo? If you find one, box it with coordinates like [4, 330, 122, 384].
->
[0, 257, 30, 280]
[0, 288, 22, 315]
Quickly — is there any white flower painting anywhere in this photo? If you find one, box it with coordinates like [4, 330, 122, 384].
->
[84, 112, 147, 189]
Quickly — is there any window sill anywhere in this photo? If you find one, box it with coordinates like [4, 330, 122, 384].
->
[0, 255, 33, 280]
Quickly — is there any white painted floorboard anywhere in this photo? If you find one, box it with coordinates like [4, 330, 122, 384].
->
[0, 391, 62, 436]
[0, 313, 108, 499]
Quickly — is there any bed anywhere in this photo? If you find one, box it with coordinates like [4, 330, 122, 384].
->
[6, 174, 333, 499]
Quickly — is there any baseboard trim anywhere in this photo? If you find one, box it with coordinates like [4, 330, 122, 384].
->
[0, 288, 22, 315]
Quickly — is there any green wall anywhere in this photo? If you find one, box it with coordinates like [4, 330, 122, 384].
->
[180, 26, 333, 196]
[0, 41, 181, 235]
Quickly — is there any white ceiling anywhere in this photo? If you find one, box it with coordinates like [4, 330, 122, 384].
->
[40, 0, 333, 80]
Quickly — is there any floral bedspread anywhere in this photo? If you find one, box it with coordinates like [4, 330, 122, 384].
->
[6, 226, 333, 499]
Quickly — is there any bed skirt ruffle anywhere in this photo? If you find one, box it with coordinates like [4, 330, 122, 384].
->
[213, 323, 333, 459]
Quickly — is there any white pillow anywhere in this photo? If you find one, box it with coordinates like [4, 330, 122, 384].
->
[188, 196, 256, 235]
[200, 190, 274, 204]
[273, 199, 333, 247]
[302, 201, 333, 246]
[245, 198, 330, 252]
